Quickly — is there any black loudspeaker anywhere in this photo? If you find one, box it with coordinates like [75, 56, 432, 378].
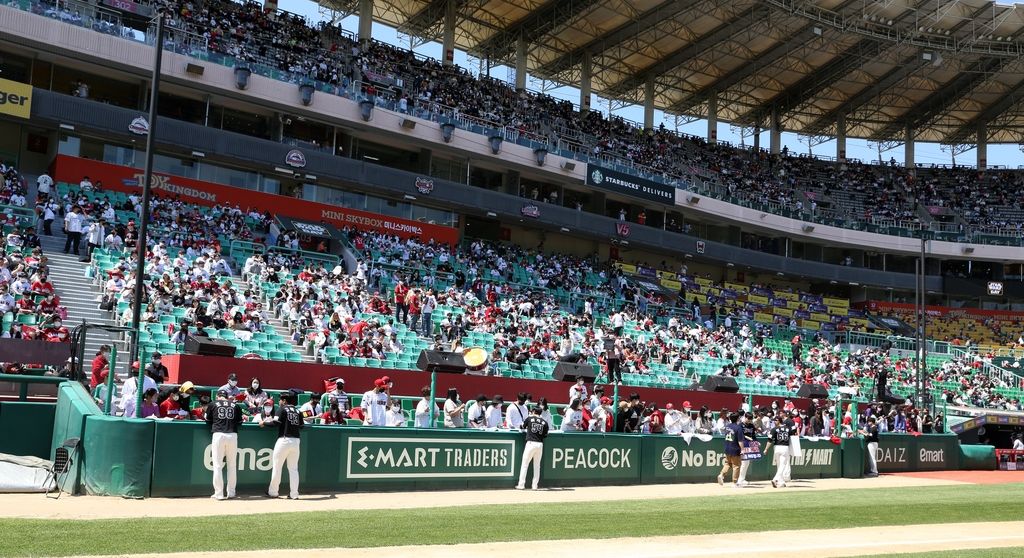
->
[552, 361, 597, 382]
[797, 384, 830, 399]
[183, 335, 237, 357]
[416, 350, 466, 373]
[703, 375, 740, 393]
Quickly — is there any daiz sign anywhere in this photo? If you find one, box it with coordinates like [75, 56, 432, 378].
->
[345, 437, 516, 479]
[0, 77, 32, 119]
[586, 164, 675, 204]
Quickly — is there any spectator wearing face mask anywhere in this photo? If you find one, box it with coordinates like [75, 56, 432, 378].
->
[159, 387, 188, 419]
[145, 352, 168, 383]
[90, 345, 111, 389]
[385, 401, 406, 427]
[253, 399, 276, 424]
[245, 377, 267, 413]
[320, 396, 345, 424]
[298, 391, 322, 424]
[415, 385, 439, 428]
[220, 373, 240, 397]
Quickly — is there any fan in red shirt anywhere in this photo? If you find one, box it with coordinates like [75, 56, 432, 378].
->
[159, 387, 187, 419]
[37, 293, 61, 314]
[90, 345, 111, 389]
[30, 277, 54, 296]
[15, 296, 36, 315]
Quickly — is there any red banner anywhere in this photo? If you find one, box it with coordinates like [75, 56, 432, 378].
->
[51, 155, 459, 246]
[859, 300, 1024, 323]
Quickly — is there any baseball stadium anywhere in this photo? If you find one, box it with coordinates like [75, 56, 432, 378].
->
[3, 0, 1024, 554]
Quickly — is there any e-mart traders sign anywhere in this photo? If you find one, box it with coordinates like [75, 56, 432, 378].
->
[345, 437, 516, 479]
[51, 155, 460, 246]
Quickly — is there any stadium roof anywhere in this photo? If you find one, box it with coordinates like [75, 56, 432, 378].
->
[318, 0, 1024, 145]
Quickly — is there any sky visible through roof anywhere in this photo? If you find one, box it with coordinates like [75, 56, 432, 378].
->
[280, 0, 1023, 168]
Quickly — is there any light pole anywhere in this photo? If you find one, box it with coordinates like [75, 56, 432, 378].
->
[130, 13, 165, 416]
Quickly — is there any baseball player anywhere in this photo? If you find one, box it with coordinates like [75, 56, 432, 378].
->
[764, 415, 791, 488]
[858, 416, 880, 477]
[264, 391, 303, 499]
[516, 406, 549, 490]
[205, 389, 243, 500]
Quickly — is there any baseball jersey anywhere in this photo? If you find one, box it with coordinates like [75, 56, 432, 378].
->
[361, 390, 388, 426]
[524, 415, 549, 443]
[769, 424, 791, 446]
[276, 405, 303, 438]
[205, 399, 242, 433]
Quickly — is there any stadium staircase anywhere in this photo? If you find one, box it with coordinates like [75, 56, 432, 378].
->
[37, 233, 128, 379]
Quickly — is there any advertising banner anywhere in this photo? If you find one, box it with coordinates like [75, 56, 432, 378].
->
[585, 164, 675, 204]
[860, 301, 1024, 323]
[0, 77, 32, 119]
[541, 433, 642, 485]
[345, 436, 516, 479]
[872, 434, 958, 473]
[640, 436, 840, 483]
[51, 155, 460, 246]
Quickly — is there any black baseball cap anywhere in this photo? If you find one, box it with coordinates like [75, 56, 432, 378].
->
[216, 389, 229, 398]
[476, 394, 488, 402]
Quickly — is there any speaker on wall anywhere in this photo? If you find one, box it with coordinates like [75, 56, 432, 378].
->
[183, 335, 237, 357]
[797, 384, 829, 399]
[416, 350, 467, 373]
[703, 375, 739, 393]
[552, 361, 597, 382]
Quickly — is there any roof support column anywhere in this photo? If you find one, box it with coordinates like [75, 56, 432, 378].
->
[579, 51, 592, 115]
[905, 124, 915, 169]
[643, 74, 655, 131]
[442, 0, 456, 67]
[836, 112, 847, 163]
[769, 106, 781, 154]
[753, 127, 760, 152]
[977, 121, 988, 170]
[514, 33, 527, 91]
[707, 90, 718, 144]
[358, 0, 373, 44]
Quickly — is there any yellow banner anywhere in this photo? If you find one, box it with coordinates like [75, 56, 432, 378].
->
[695, 278, 713, 286]
[775, 292, 799, 301]
[725, 282, 748, 294]
[616, 263, 637, 275]
[810, 313, 831, 323]
[800, 319, 820, 330]
[823, 297, 849, 308]
[689, 294, 707, 305]
[657, 270, 678, 281]
[786, 300, 803, 310]
[774, 307, 793, 318]
[828, 306, 848, 316]
[754, 312, 774, 323]
[748, 294, 769, 305]
[850, 318, 870, 327]
[660, 279, 681, 291]
[0, 77, 32, 119]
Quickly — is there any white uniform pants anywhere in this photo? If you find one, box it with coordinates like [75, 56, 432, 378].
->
[211, 432, 238, 498]
[867, 442, 879, 475]
[773, 445, 791, 486]
[517, 441, 543, 489]
[738, 458, 751, 484]
[268, 437, 300, 498]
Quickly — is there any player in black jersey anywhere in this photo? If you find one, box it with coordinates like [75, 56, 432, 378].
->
[764, 415, 791, 488]
[516, 406, 549, 490]
[264, 391, 303, 499]
[205, 389, 242, 500]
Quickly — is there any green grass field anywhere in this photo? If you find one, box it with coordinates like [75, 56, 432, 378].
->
[3, 484, 1023, 557]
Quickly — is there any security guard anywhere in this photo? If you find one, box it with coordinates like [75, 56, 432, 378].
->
[205, 389, 243, 500]
[264, 391, 303, 499]
[764, 415, 791, 488]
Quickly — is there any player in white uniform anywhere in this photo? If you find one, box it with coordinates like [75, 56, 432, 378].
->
[361, 379, 389, 426]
